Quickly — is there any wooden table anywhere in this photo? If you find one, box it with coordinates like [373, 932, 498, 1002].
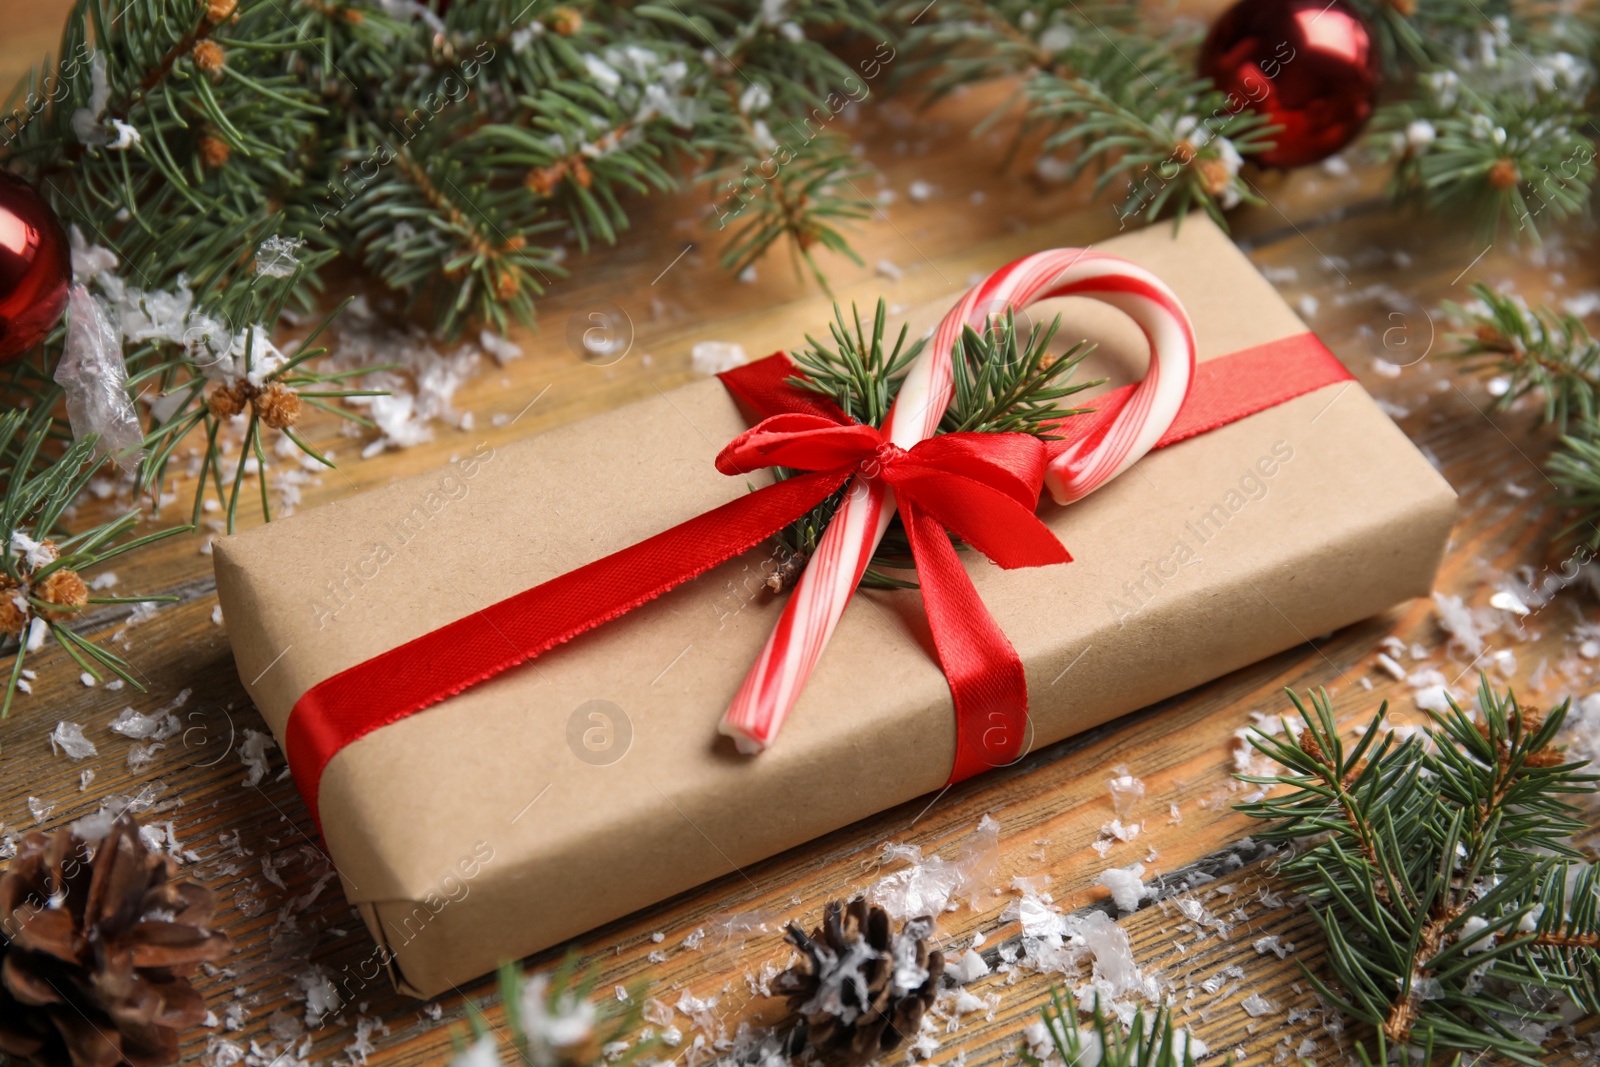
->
[3, 6, 1597, 1065]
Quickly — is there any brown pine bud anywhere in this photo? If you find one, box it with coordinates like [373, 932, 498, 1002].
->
[0, 579, 24, 637]
[253, 383, 302, 429]
[1387, 0, 1416, 15]
[1488, 158, 1520, 190]
[208, 384, 247, 419]
[1172, 139, 1198, 165]
[199, 133, 231, 168]
[548, 7, 583, 35]
[38, 568, 89, 616]
[205, 0, 238, 22]
[1296, 728, 1327, 764]
[526, 162, 567, 196]
[571, 158, 593, 189]
[192, 39, 225, 75]
[495, 266, 521, 301]
[1196, 157, 1232, 197]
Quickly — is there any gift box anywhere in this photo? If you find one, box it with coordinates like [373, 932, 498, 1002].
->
[213, 217, 1456, 997]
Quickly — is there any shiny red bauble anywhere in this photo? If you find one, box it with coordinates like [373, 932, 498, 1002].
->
[0, 170, 71, 363]
[1199, 0, 1380, 169]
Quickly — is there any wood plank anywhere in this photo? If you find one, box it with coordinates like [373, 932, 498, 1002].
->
[3, 6, 1599, 1067]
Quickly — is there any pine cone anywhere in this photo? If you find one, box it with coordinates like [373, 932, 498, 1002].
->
[773, 899, 943, 1064]
[0, 816, 231, 1067]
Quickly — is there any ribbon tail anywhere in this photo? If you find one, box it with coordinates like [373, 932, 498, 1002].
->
[285, 468, 850, 828]
[900, 498, 1030, 784]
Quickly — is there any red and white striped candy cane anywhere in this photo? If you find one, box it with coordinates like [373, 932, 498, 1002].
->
[720, 250, 1197, 753]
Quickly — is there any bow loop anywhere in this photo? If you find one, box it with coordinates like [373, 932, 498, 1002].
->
[715, 413, 880, 476]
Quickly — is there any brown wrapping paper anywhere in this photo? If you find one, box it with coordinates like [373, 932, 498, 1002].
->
[213, 217, 1456, 997]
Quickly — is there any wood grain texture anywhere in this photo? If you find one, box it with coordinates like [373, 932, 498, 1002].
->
[2, 3, 1598, 1065]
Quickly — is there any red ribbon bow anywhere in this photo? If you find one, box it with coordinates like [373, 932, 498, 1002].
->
[716, 411, 1073, 778]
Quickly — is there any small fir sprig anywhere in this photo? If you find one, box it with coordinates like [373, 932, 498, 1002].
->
[1235, 679, 1600, 1065]
[943, 310, 1098, 436]
[1444, 283, 1600, 545]
[774, 300, 1094, 589]
[713, 134, 874, 293]
[451, 958, 651, 1067]
[787, 297, 926, 426]
[1023, 986, 1207, 1067]
[0, 406, 187, 716]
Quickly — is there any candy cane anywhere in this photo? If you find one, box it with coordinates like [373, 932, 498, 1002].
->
[720, 250, 1197, 753]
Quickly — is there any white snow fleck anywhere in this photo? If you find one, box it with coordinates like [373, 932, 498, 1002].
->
[1240, 993, 1277, 1017]
[254, 235, 306, 279]
[1107, 774, 1145, 820]
[1097, 862, 1147, 915]
[50, 721, 98, 759]
[690, 341, 747, 376]
[239, 729, 278, 787]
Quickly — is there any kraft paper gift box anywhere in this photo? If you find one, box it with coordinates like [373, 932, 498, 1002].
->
[213, 216, 1456, 997]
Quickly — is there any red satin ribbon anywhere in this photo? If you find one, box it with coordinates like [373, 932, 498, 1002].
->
[284, 333, 1353, 826]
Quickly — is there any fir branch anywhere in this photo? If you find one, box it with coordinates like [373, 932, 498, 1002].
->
[1236, 678, 1600, 1063]
[1028, 32, 1277, 231]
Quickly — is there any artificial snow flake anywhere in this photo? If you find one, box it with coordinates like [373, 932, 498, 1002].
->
[690, 341, 747, 376]
[448, 1036, 500, 1067]
[869, 814, 999, 920]
[105, 119, 141, 150]
[948, 948, 990, 983]
[56, 285, 144, 472]
[1097, 862, 1147, 915]
[1107, 773, 1145, 820]
[50, 721, 99, 760]
[1240, 993, 1277, 1017]
[239, 729, 278, 787]
[10, 530, 58, 570]
[254, 235, 306, 279]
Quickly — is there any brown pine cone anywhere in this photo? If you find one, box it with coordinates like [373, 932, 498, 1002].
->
[773, 899, 943, 1065]
[0, 816, 231, 1067]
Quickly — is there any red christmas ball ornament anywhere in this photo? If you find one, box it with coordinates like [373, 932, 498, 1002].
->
[1199, 0, 1380, 169]
[0, 170, 71, 363]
